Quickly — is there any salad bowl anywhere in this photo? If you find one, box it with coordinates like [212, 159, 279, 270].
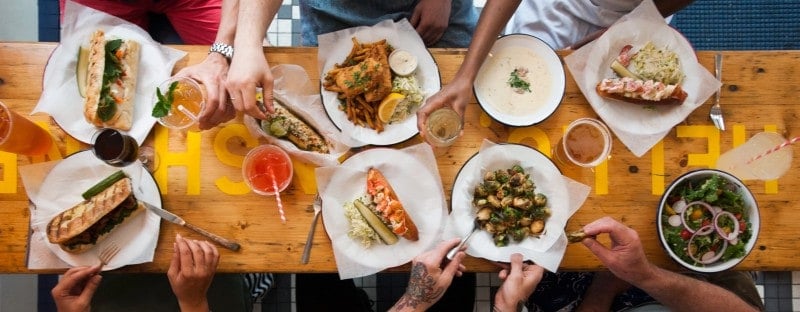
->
[657, 169, 760, 273]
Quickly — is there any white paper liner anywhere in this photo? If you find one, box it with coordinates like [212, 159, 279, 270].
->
[243, 64, 358, 166]
[564, 0, 720, 157]
[21, 151, 161, 270]
[315, 144, 447, 279]
[445, 140, 590, 272]
[33, 1, 186, 144]
[317, 19, 441, 146]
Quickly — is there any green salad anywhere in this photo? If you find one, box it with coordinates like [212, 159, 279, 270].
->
[661, 174, 753, 266]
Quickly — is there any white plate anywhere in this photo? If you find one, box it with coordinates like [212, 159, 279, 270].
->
[450, 144, 570, 261]
[321, 148, 445, 268]
[319, 21, 441, 146]
[474, 34, 565, 126]
[30, 150, 161, 270]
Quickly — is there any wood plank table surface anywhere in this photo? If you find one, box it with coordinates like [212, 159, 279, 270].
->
[1, 42, 799, 274]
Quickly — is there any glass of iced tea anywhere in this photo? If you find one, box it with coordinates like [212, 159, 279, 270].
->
[91, 128, 139, 167]
[0, 101, 53, 156]
[243, 145, 293, 196]
[554, 118, 612, 168]
[153, 77, 206, 131]
[424, 107, 463, 147]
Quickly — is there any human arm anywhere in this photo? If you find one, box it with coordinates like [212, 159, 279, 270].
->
[575, 271, 631, 312]
[167, 234, 220, 312]
[51, 265, 103, 312]
[567, 0, 695, 50]
[173, 0, 239, 130]
[410, 0, 452, 46]
[416, 0, 521, 139]
[581, 217, 759, 312]
[226, 0, 282, 118]
[493, 253, 544, 312]
[389, 238, 467, 312]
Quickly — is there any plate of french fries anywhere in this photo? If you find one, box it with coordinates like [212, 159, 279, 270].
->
[317, 19, 441, 146]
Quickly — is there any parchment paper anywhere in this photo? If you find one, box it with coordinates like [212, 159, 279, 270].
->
[445, 140, 590, 272]
[564, 0, 720, 157]
[243, 64, 357, 166]
[317, 19, 441, 146]
[315, 144, 446, 279]
[33, 0, 186, 145]
[21, 151, 161, 270]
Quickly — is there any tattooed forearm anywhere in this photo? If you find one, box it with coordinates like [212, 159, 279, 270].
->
[393, 262, 445, 310]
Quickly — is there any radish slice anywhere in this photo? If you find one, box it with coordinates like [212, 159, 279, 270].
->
[713, 211, 740, 241]
[672, 199, 687, 214]
[668, 215, 682, 227]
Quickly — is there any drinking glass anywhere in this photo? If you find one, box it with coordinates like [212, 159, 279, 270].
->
[715, 132, 793, 180]
[91, 128, 140, 167]
[424, 107, 463, 147]
[154, 77, 206, 132]
[553, 118, 612, 168]
[0, 100, 53, 156]
[243, 145, 293, 196]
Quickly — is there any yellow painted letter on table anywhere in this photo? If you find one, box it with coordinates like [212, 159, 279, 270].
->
[153, 126, 202, 194]
[0, 152, 17, 193]
[213, 124, 260, 195]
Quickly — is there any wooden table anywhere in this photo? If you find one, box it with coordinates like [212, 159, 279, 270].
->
[1, 42, 799, 274]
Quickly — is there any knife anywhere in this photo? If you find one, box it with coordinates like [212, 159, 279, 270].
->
[140, 201, 241, 251]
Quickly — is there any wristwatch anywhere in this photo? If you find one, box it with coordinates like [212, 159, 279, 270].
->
[209, 42, 234, 61]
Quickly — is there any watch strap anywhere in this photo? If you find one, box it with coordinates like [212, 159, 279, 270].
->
[209, 42, 234, 60]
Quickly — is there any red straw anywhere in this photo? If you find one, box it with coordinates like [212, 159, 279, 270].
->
[745, 136, 800, 164]
[269, 167, 287, 224]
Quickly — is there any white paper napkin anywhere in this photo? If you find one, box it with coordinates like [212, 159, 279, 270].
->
[20, 151, 161, 270]
[445, 140, 590, 272]
[564, 0, 720, 157]
[315, 144, 447, 279]
[317, 19, 441, 146]
[33, 0, 186, 145]
[243, 64, 358, 166]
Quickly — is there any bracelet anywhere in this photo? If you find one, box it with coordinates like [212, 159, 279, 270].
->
[209, 42, 234, 61]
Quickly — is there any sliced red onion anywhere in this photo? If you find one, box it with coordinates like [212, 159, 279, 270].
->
[672, 199, 687, 214]
[680, 201, 714, 233]
[713, 211, 740, 241]
[668, 215, 682, 227]
[687, 225, 728, 264]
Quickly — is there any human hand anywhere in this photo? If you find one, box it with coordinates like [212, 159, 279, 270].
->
[390, 238, 466, 312]
[493, 253, 544, 312]
[581, 217, 657, 285]
[410, 0, 452, 46]
[174, 53, 236, 130]
[226, 46, 273, 120]
[167, 234, 219, 312]
[51, 265, 103, 312]
[416, 77, 470, 142]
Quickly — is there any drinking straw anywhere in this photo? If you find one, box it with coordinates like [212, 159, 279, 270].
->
[177, 105, 199, 123]
[269, 167, 287, 224]
[745, 136, 800, 164]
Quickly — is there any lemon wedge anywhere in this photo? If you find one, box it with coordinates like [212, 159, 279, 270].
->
[378, 93, 405, 123]
[76, 46, 89, 98]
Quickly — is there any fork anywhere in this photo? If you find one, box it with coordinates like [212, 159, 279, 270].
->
[98, 241, 121, 267]
[710, 53, 725, 131]
[300, 194, 322, 264]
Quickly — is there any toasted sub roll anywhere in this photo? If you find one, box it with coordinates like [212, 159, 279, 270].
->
[83, 30, 140, 131]
[47, 177, 142, 253]
[596, 77, 687, 106]
[366, 168, 419, 241]
[260, 99, 330, 153]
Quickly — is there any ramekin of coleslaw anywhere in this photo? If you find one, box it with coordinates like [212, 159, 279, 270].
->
[657, 169, 760, 273]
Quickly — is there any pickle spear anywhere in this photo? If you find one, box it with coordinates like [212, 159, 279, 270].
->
[81, 170, 127, 200]
[354, 200, 398, 245]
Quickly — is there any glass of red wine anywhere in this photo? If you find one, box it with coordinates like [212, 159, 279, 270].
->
[91, 128, 143, 167]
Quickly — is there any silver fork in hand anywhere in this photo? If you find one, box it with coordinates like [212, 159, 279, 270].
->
[98, 241, 121, 267]
[300, 194, 322, 264]
[710, 53, 725, 131]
